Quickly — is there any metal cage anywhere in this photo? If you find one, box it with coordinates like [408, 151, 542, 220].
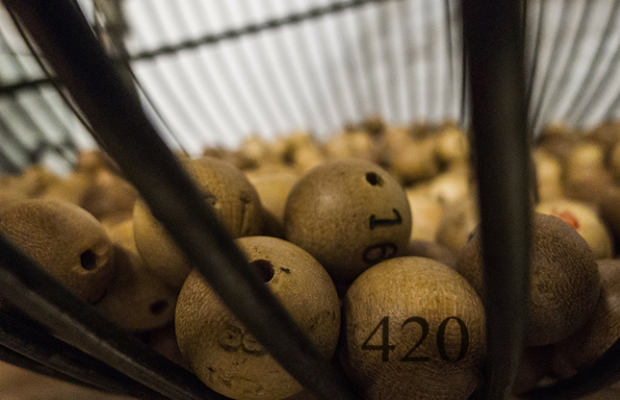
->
[0, 1, 619, 399]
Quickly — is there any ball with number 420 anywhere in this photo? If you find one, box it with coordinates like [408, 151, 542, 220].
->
[342, 256, 486, 400]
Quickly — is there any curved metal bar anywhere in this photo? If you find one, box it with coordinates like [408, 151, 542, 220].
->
[534, 0, 593, 131]
[0, 344, 105, 392]
[524, 336, 620, 400]
[462, 1, 531, 400]
[0, 310, 168, 400]
[4, 3, 362, 400]
[566, 0, 620, 126]
[529, 0, 573, 131]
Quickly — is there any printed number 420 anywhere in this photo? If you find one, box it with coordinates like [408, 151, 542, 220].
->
[361, 316, 469, 363]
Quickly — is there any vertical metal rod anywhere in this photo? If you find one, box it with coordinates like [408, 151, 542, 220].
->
[462, 1, 531, 400]
[529, 0, 572, 131]
[443, 0, 456, 121]
[534, 0, 593, 131]
[4, 3, 362, 400]
[563, 0, 620, 126]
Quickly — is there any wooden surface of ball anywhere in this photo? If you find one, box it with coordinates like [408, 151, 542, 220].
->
[284, 159, 412, 283]
[175, 236, 340, 400]
[456, 213, 600, 346]
[133, 156, 263, 289]
[435, 196, 478, 253]
[554, 259, 620, 371]
[0, 199, 115, 304]
[95, 220, 177, 331]
[342, 257, 486, 400]
[536, 199, 613, 259]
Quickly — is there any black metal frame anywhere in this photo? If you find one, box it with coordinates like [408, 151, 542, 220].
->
[2, 1, 620, 400]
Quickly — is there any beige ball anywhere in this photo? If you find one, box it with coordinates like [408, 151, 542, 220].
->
[390, 138, 439, 184]
[406, 188, 443, 242]
[284, 159, 412, 282]
[245, 165, 299, 224]
[554, 259, 620, 371]
[94, 220, 177, 331]
[536, 199, 613, 259]
[342, 257, 486, 400]
[435, 196, 479, 253]
[533, 149, 564, 202]
[0, 199, 114, 304]
[456, 213, 600, 346]
[133, 156, 263, 289]
[175, 236, 340, 400]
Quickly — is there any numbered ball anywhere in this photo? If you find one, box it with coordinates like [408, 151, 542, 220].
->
[0, 199, 115, 304]
[342, 257, 486, 400]
[456, 213, 600, 346]
[134, 156, 263, 289]
[175, 236, 340, 400]
[284, 159, 412, 283]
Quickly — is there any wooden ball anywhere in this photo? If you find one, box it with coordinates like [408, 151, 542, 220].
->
[404, 240, 457, 269]
[435, 196, 479, 253]
[566, 143, 606, 183]
[342, 257, 486, 400]
[536, 199, 613, 259]
[284, 159, 412, 282]
[434, 127, 468, 165]
[554, 259, 620, 371]
[537, 124, 577, 163]
[80, 169, 138, 220]
[390, 138, 439, 184]
[94, 220, 177, 331]
[133, 156, 263, 289]
[245, 165, 299, 224]
[533, 149, 564, 202]
[406, 188, 443, 242]
[600, 186, 620, 245]
[425, 166, 471, 206]
[456, 213, 600, 346]
[0, 199, 115, 304]
[175, 236, 340, 400]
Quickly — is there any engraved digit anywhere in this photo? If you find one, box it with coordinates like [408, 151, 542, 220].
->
[399, 317, 430, 362]
[437, 317, 469, 362]
[363, 243, 398, 264]
[361, 317, 395, 362]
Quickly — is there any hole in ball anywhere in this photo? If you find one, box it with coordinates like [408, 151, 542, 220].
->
[366, 172, 383, 186]
[251, 259, 275, 283]
[150, 300, 168, 315]
[80, 249, 97, 271]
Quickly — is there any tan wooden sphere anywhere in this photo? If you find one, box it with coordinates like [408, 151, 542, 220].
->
[284, 159, 412, 283]
[611, 141, 620, 180]
[425, 166, 471, 206]
[456, 213, 600, 346]
[536, 199, 613, 259]
[404, 240, 457, 269]
[600, 186, 620, 244]
[94, 220, 177, 331]
[175, 236, 340, 400]
[434, 127, 469, 165]
[435, 196, 479, 253]
[537, 124, 577, 163]
[245, 165, 299, 224]
[533, 149, 564, 202]
[554, 259, 620, 372]
[133, 156, 263, 290]
[342, 257, 486, 400]
[566, 142, 607, 183]
[406, 188, 443, 242]
[80, 169, 139, 221]
[43, 171, 94, 206]
[390, 138, 439, 184]
[7, 165, 59, 198]
[0, 199, 115, 304]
